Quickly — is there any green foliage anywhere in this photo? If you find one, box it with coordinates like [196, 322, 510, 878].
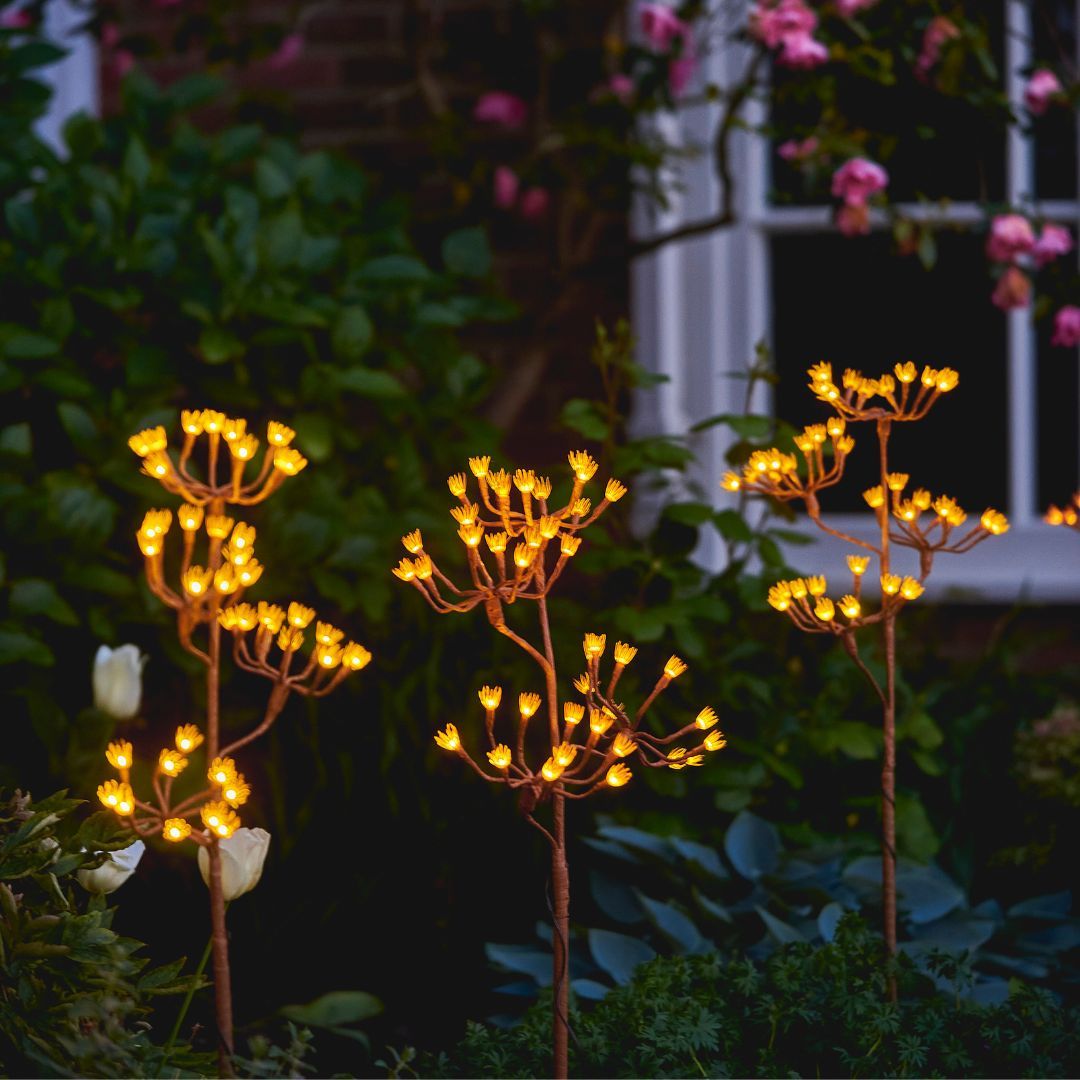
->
[427, 917, 1080, 1078]
[0, 790, 212, 1078]
[486, 812, 1080, 1014]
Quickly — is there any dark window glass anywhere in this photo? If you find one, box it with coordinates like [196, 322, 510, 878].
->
[770, 232, 1008, 513]
[1033, 0, 1077, 200]
[1036, 325, 1080, 510]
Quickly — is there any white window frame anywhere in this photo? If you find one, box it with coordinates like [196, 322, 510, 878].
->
[29, 0, 98, 154]
[631, 0, 1080, 602]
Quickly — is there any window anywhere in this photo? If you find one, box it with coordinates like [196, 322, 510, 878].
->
[632, 0, 1080, 601]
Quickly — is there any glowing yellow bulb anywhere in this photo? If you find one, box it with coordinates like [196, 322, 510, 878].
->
[806, 576, 827, 597]
[767, 583, 791, 611]
[513, 543, 534, 569]
[590, 708, 614, 736]
[434, 724, 460, 751]
[789, 578, 808, 600]
[695, 707, 719, 730]
[583, 633, 606, 660]
[128, 426, 167, 457]
[981, 508, 1009, 535]
[721, 472, 742, 492]
[273, 448, 308, 475]
[208, 756, 237, 786]
[392, 558, 417, 581]
[863, 486, 885, 509]
[175, 724, 203, 753]
[201, 410, 225, 434]
[163, 818, 191, 842]
[606, 763, 631, 787]
[257, 602, 285, 633]
[560, 534, 581, 557]
[469, 455, 490, 478]
[541, 757, 564, 782]
[179, 504, 204, 532]
[894, 361, 917, 384]
[563, 702, 585, 724]
[315, 643, 343, 669]
[704, 730, 727, 752]
[402, 530, 423, 554]
[514, 469, 536, 494]
[886, 472, 909, 492]
[487, 744, 512, 769]
[568, 450, 599, 482]
[847, 555, 869, 576]
[839, 595, 861, 619]
[814, 597, 835, 622]
[613, 642, 637, 666]
[447, 472, 467, 497]
[159, 749, 188, 776]
[205, 514, 234, 540]
[105, 741, 133, 771]
[485, 531, 509, 554]
[605, 478, 627, 502]
[612, 732, 636, 758]
[519, 692, 541, 719]
[181, 409, 204, 436]
[478, 685, 503, 710]
[267, 421, 295, 446]
[899, 577, 924, 600]
[881, 573, 902, 596]
[573, 673, 591, 694]
[182, 567, 214, 596]
[553, 741, 578, 767]
[458, 523, 484, 548]
[341, 642, 372, 671]
[287, 602, 315, 629]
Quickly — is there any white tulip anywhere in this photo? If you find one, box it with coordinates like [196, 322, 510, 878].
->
[77, 840, 145, 894]
[93, 644, 147, 720]
[198, 828, 270, 901]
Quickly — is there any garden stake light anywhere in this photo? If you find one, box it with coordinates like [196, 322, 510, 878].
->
[1045, 492, 1080, 533]
[394, 453, 725, 1080]
[109, 411, 371, 1074]
[722, 363, 1007, 996]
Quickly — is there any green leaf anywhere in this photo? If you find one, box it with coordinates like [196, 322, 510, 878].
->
[255, 157, 293, 200]
[334, 366, 406, 399]
[561, 399, 608, 440]
[0, 422, 31, 456]
[199, 325, 243, 365]
[5, 195, 39, 245]
[10, 580, 78, 626]
[279, 991, 381, 1028]
[724, 811, 780, 881]
[691, 413, 773, 439]
[588, 929, 656, 985]
[0, 629, 53, 666]
[123, 137, 151, 190]
[356, 254, 432, 283]
[57, 402, 98, 451]
[4, 331, 58, 359]
[442, 226, 492, 278]
[636, 892, 706, 953]
[821, 721, 880, 760]
[331, 306, 374, 361]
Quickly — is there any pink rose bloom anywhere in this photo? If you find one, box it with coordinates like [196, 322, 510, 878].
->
[608, 73, 635, 103]
[778, 135, 819, 162]
[837, 203, 870, 236]
[0, 8, 31, 27]
[831, 157, 888, 207]
[493, 166, 519, 210]
[267, 32, 303, 71]
[1025, 69, 1063, 116]
[836, 0, 877, 16]
[1034, 223, 1073, 268]
[915, 16, 960, 79]
[1051, 305, 1080, 347]
[519, 188, 550, 220]
[640, 3, 689, 50]
[669, 55, 696, 97]
[991, 265, 1031, 310]
[749, 0, 817, 49]
[778, 32, 828, 69]
[473, 91, 529, 131]
[986, 213, 1036, 263]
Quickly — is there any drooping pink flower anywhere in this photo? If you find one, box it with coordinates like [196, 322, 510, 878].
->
[267, 32, 303, 71]
[778, 135, 820, 162]
[473, 91, 529, 131]
[1034, 223, 1073, 268]
[519, 187, 550, 220]
[100, 23, 134, 75]
[778, 32, 829, 69]
[1051, 305, 1080, 346]
[669, 54, 696, 97]
[640, 3, 689, 50]
[991, 264, 1031, 310]
[749, 0, 817, 49]
[831, 157, 888, 207]
[1025, 69, 1063, 116]
[837, 202, 870, 236]
[915, 16, 960, 80]
[836, 0, 877, 16]
[0, 8, 31, 27]
[986, 213, 1036, 263]
[608, 73, 635, 103]
[493, 166, 519, 210]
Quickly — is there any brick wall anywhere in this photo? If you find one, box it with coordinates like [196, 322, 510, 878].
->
[102, 0, 630, 457]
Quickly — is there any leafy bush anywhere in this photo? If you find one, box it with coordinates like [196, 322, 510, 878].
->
[427, 916, 1080, 1079]
[0, 790, 212, 1077]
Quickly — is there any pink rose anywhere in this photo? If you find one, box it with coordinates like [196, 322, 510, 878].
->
[669, 55, 696, 97]
[915, 16, 959, 80]
[778, 135, 819, 162]
[837, 203, 870, 236]
[1051, 305, 1080, 347]
[778, 32, 828, 69]
[831, 157, 888, 207]
[1024, 69, 1063, 116]
[836, 0, 877, 16]
[640, 3, 689, 50]
[0, 8, 31, 27]
[473, 91, 529, 131]
[519, 188, 550, 220]
[493, 166, 519, 210]
[267, 32, 303, 71]
[991, 265, 1031, 310]
[986, 213, 1036, 263]
[749, 0, 817, 49]
[608, 73, 635, 103]
[1034, 223, 1073, 268]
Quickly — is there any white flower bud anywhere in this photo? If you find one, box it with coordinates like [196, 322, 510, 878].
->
[92, 644, 147, 720]
[198, 827, 270, 901]
[77, 840, 145, 895]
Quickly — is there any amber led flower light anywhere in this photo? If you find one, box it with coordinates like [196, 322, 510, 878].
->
[724, 363, 1007, 990]
[395, 453, 724, 1080]
[114, 410, 370, 1072]
[1045, 491, 1080, 533]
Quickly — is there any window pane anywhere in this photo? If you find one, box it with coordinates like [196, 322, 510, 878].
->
[1036, 325, 1080, 510]
[770, 233, 1008, 513]
[1033, 0, 1077, 201]
[770, 9, 1006, 206]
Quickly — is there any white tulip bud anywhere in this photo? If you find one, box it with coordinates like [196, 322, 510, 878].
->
[198, 827, 270, 901]
[92, 644, 147, 720]
[77, 840, 145, 895]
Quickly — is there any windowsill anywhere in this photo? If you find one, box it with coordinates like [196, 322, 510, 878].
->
[773, 516, 1080, 604]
